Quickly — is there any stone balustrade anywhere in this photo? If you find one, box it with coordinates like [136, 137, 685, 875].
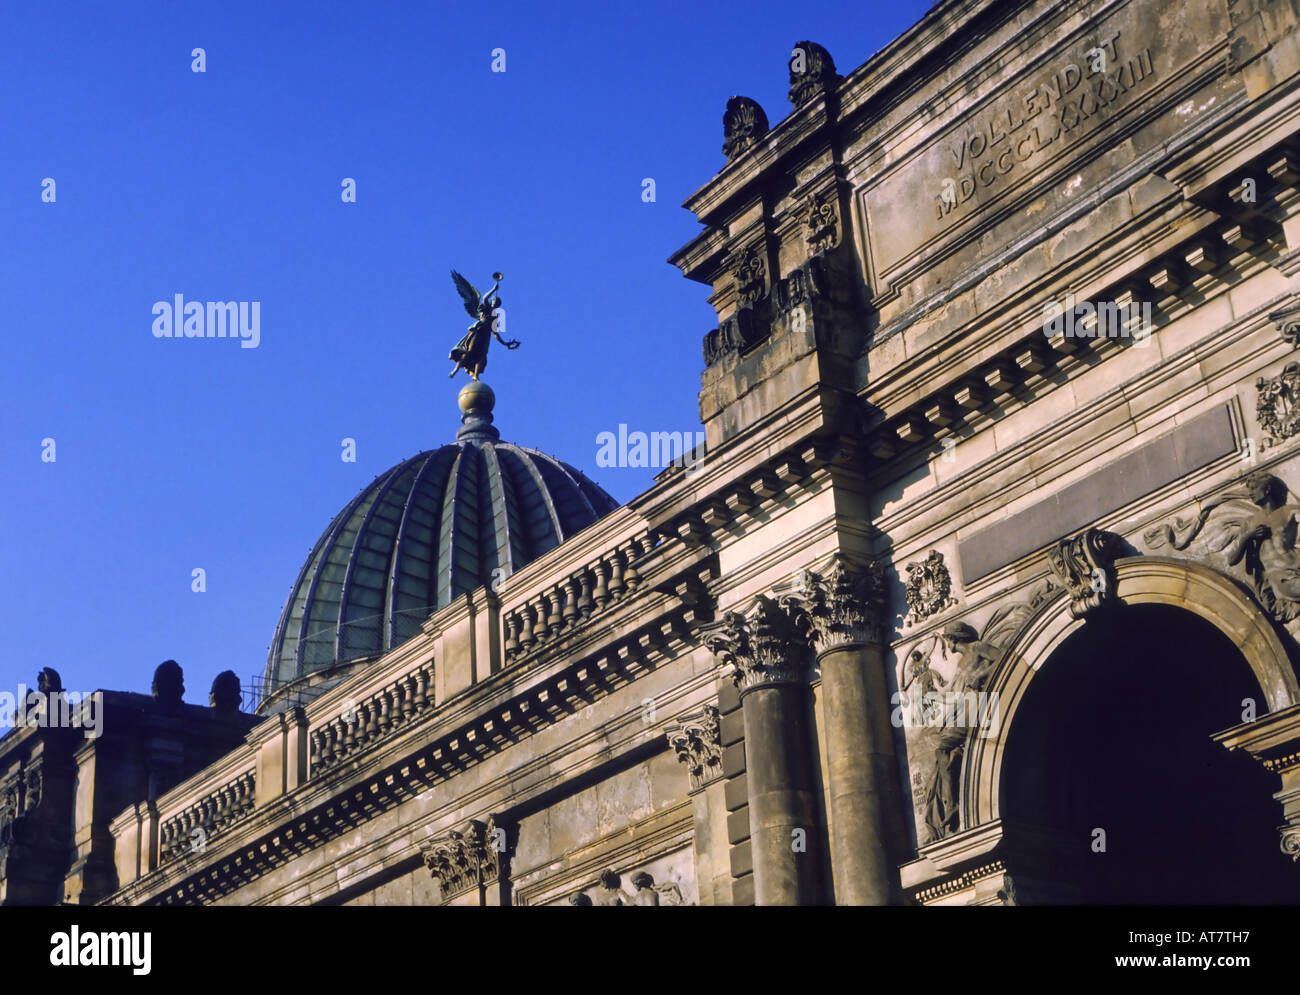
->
[158, 769, 256, 865]
[308, 659, 435, 776]
[501, 533, 653, 661]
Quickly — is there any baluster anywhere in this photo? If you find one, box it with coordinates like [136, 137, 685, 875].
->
[395, 677, 411, 723]
[624, 540, 642, 590]
[593, 560, 611, 608]
[518, 603, 536, 648]
[504, 612, 521, 654]
[546, 590, 563, 635]
[414, 666, 431, 711]
[609, 550, 627, 597]
[561, 579, 579, 626]
[577, 569, 594, 618]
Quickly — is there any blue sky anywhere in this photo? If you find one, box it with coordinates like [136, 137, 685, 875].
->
[0, 0, 932, 707]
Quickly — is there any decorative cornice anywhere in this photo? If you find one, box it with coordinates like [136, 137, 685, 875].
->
[702, 595, 812, 694]
[663, 705, 723, 792]
[778, 553, 888, 653]
[1046, 528, 1124, 619]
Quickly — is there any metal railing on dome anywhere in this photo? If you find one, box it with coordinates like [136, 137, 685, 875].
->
[252, 606, 438, 712]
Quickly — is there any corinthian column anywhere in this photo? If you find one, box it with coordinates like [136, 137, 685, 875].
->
[782, 554, 905, 905]
[704, 596, 822, 905]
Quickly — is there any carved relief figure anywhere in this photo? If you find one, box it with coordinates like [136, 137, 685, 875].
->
[1144, 471, 1300, 621]
[923, 622, 1001, 841]
[916, 594, 1042, 843]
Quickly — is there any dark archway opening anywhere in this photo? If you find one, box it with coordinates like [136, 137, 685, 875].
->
[1002, 603, 1296, 904]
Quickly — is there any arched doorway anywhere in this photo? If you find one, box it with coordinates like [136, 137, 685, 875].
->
[1001, 602, 1296, 903]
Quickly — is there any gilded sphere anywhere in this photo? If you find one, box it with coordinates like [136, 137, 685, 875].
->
[458, 380, 496, 413]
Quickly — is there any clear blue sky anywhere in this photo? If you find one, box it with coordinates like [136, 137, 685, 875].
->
[0, 0, 933, 706]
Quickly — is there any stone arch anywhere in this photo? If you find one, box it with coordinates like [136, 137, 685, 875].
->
[963, 555, 1300, 832]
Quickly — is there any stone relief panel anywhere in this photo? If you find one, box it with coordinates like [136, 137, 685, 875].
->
[1144, 471, 1300, 624]
[509, 750, 695, 906]
[854, 0, 1224, 302]
[898, 584, 1053, 846]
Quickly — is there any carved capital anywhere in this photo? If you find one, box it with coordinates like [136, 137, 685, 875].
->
[664, 706, 723, 791]
[420, 817, 502, 899]
[1047, 528, 1124, 619]
[1281, 824, 1300, 862]
[780, 554, 888, 654]
[702, 595, 812, 694]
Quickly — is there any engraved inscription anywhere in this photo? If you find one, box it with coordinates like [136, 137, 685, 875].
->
[934, 32, 1155, 224]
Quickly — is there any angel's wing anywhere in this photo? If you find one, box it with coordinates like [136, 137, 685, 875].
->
[451, 270, 481, 318]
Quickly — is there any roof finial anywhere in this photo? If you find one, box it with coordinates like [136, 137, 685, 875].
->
[457, 380, 500, 441]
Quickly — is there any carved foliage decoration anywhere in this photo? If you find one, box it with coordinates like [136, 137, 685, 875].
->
[802, 193, 838, 253]
[1144, 471, 1300, 622]
[1256, 362, 1300, 446]
[1046, 528, 1124, 619]
[664, 705, 723, 792]
[421, 817, 502, 899]
[780, 553, 888, 652]
[731, 243, 767, 308]
[722, 96, 769, 161]
[702, 595, 812, 693]
[1282, 825, 1300, 862]
[1270, 304, 1300, 348]
[788, 41, 840, 107]
[903, 550, 958, 627]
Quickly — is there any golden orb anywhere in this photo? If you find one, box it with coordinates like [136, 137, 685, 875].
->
[493, 271, 504, 281]
[458, 380, 495, 413]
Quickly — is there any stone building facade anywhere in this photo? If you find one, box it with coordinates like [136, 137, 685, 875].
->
[6, 0, 1300, 905]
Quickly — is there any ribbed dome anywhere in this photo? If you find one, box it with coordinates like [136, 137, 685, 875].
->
[264, 384, 619, 695]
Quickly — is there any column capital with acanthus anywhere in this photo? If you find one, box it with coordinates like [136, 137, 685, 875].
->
[777, 553, 889, 655]
[701, 595, 812, 694]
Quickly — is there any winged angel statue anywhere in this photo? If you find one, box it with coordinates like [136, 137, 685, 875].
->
[1144, 471, 1300, 622]
[448, 270, 520, 380]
